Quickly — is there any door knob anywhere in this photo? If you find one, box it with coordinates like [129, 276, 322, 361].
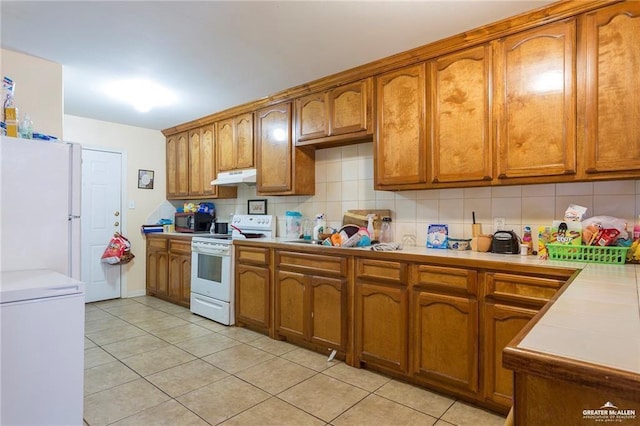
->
[114, 221, 120, 227]
[114, 211, 120, 217]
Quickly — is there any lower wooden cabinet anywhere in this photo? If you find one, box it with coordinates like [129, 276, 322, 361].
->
[354, 259, 409, 375]
[232, 242, 573, 415]
[276, 270, 306, 340]
[145, 235, 191, 308]
[309, 275, 345, 349]
[274, 251, 347, 354]
[481, 271, 567, 410]
[168, 239, 191, 306]
[482, 302, 537, 407]
[146, 237, 168, 297]
[411, 290, 479, 394]
[409, 264, 479, 397]
[235, 246, 271, 334]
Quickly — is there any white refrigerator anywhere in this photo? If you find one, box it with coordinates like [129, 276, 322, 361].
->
[0, 135, 81, 279]
[0, 136, 85, 425]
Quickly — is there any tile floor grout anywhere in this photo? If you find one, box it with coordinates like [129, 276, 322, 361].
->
[84, 296, 505, 426]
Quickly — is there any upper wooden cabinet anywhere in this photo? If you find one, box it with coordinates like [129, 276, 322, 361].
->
[188, 126, 237, 199]
[493, 19, 577, 181]
[165, 1, 640, 191]
[216, 112, 254, 172]
[166, 132, 189, 199]
[295, 78, 373, 147]
[375, 63, 427, 189]
[166, 127, 236, 200]
[579, 2, 640, 177]
[429, 45, 492, 184]
[255, 102, 315, 195]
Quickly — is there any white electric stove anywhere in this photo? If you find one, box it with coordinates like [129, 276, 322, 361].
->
[190, 214, 275, 324]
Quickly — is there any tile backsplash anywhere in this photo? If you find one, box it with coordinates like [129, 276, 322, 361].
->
[208, 142, 640, 246]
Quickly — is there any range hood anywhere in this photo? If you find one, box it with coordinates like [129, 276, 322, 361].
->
[211, 169, 257, 186]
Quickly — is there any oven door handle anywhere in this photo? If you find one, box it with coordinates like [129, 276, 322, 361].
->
[193, 249, 230, 256]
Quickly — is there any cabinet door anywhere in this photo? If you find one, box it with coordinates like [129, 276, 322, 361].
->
[175, 133, 190, 197]
[430, 45, 492, 184]
[179, 254, 191, 306]
[276, 270, 307, 341]
[375, 64, 427, 188]
[168, 253, 190, 307]
[189, 128, 203, 195]
[256, 102, 293, 193]
[297, 92, 329, 142]
[166, 132, 188, 199]
[580, 3, 640, 175]
[217, 119, 235, 172]
[309, 275, 346, 351]
[236, 264, 271, 331]
[146, 238, 167, 296]
[330, 78, 372, 136]
[147, 240, 169, 298]
[483, 302, 537, 408]
[235, 113, 254, 169]
[355, 281, 408, 374]
[199, 126, 217, 197]
[494, 20, 576, 180]
[412, 290, 479, 393]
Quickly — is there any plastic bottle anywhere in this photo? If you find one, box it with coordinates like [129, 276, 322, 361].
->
[366, 214, 375, 237]
[634, 215, 640, 240]
[285, 211, 302, 238]
[313, 213, 326, 241]
[19, 114, 33, 139]
[379, 216, 393, 243]
[522, 226, 532, 255]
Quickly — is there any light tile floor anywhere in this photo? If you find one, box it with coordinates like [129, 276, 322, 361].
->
[84, 296, 506, 426]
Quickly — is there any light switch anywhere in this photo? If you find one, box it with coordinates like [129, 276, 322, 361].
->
[128, 200, 135, 209]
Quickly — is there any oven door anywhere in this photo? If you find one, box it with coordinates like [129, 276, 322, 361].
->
[190, 248, 232, 302]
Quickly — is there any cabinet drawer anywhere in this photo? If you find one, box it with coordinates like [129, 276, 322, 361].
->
[236, 246, 270, 265]
[147, 237, 168, 251]
[413, 264, 477, 295]
[169, 239, 191, 255]
[485, 273, 564, 306]
[277, 251, 346, 276]
[356, 259, 407, 284]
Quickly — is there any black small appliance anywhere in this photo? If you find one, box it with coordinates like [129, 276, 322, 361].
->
[174, 212, 214, 233]
[491, 230, 520, 254]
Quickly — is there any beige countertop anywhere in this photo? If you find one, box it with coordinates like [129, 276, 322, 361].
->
[516, 263, 640, 375]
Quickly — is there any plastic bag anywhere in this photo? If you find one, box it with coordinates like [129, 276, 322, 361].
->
[101, 233, 135, 265]
[581, 216, 629, 244]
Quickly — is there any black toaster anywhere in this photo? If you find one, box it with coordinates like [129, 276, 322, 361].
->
[492, 230, 520, 254]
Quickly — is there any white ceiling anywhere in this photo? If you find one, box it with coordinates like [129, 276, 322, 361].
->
[1, 1, 553, 131]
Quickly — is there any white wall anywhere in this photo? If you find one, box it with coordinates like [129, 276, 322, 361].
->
[0, 48, 63, 138]
[213, 142, 640, 248]
[64, 114, 166, 296]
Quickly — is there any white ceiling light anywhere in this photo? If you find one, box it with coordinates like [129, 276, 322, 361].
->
[103, 78, 176, 113]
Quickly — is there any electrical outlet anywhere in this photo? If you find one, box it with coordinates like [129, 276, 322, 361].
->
[494, 217, 505, 231]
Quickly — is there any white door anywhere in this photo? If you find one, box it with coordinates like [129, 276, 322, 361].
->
[81, 149, 122, 302]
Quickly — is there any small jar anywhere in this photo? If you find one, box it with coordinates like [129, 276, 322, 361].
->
[379, 217, 393, 243]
